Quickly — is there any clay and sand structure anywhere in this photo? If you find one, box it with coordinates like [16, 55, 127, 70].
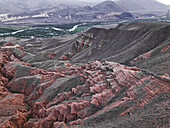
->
[0, 22, 170, 128]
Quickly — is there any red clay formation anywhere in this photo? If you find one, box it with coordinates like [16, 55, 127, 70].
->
[60, 34, 92, 61]
[161, 45, 170, 52]
[131, 51, 151, 63]
[0, 40, 169, 128]
[0, 48, 29, 127]
[48, 53, 56, 59]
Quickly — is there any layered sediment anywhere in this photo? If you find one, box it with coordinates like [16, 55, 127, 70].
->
[0, 22, 170, 127]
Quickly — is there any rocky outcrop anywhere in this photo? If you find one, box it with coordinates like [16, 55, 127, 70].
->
[0, 42, 169, 127]
[60, 33, 94, 61]
[0, 22, 170, 127]
[0, 49, 29, 128]
[131, 51, 151, 63]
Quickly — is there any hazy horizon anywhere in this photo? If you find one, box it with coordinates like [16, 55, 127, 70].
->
[0, 0, 170, 5]
[78, 0, 170, 5]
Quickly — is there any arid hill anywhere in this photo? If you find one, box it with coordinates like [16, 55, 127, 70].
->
[0, 22, 169, 127]
[116, 0, 168, 11]
[92, 1, 124, 13]
[17, 22, 170, 74]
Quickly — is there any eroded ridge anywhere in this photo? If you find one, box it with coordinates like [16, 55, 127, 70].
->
[0, 43, 29, 128]
[0, 42, 169, 128]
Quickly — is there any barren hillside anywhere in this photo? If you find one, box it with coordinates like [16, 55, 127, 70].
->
[0, 22, 169, 127]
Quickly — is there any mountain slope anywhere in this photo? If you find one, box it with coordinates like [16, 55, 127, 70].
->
[93, 1, 124, 13]
[0, 24, 170, 127]
[66, 22, 170, 74]
[8, 22, 169, 75]
[115, 0, 168, 11]
[0, 22, 170, 127]
[0, 40, 169, 127]
[0, 0, 89, 13]
[0, 0, 54, 13]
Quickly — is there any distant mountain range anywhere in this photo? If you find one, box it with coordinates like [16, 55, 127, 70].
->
[0, 0, 168, 14]
[0, 0, 169, 25]
[0, 0, 91, 13]
[115, 0, 168, 11]
[167, 5, 170, 9]
[0, 1, 128, 25]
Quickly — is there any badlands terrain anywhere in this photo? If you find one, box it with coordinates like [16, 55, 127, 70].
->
[0, 22, 169, 127]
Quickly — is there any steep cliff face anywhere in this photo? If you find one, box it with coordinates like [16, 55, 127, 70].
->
[0, 22, 170, 127]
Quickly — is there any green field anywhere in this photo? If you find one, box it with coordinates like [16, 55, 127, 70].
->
[0, 19, 160, 38]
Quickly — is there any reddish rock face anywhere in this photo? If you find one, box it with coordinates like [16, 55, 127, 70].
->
[131, 51, 151, 63]
[0, 42, 169, 128]
[48, 53, 56, 59]
[161, 45, 170, 52]
[0, 49, 29, 128]
[59, 54, 69, 61]
[59, 34, 92, 61]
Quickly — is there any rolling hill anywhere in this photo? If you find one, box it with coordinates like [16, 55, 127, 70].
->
[92, 1, 124, 13]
